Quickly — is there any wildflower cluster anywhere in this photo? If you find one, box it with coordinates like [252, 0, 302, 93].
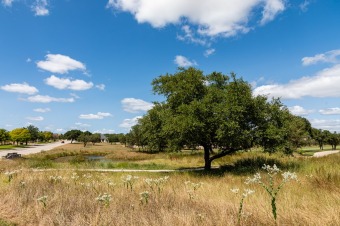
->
[144, 176, 169, 194]
[71, 172, 80, 181]
[121, 175, 139, 191]
[245, 164, 298, 222]
[139, 191, 150, 205]
[4, 171, 17, 182]
[37, 195, 48, 207]
[96, 193, 112, 206]
[185, 181, 203, 200]
[231, 188, 255, 225]
[49, 175, 63, 183]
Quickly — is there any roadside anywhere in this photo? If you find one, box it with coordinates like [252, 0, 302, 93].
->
[0, 141, 71, 158]
[313, 150, 340, 157]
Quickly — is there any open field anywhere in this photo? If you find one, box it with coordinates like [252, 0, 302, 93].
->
[297, 145, 337, 156]
[0, 143, 339, 225]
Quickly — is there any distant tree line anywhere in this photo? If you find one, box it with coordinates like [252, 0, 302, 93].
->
[62, 130, 127, 147]
[0, 125, 58, 145]
[123, 67, 340, 170]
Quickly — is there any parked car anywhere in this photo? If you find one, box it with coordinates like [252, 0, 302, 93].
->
[2, 152, 21, 159]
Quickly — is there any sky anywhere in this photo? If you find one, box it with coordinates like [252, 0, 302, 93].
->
[1, 0, 340, 134]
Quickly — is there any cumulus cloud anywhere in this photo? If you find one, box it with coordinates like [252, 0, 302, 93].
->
[2, 0, 14, 7]
[174, 55, 197, 67]
[96, 84, 106, 91]
[319, 108, 340, 115]
[32, 0, 49, 16]
[310, 119, 340, 132]
[253, 64, 340, 99]
[26, 95, 75, 103]
[121, 98, 154, 113]
[75, 122, 91, 127]
[260, 0, 285, 25]
[288, 105, 313, 116]
[204, 48, 215, 57]
[302, 49, 340, 66]
[56, 128, 65, 133]
[44, 75, 93, 91]
[94, 129, 115, 134]
[108, 0, 285, 39]
[177, 25, 207, 45]
[34, 108, 51, 113]
[79, 112, 112, 120]
[1, 83, 38, 95]
[119, 116, 142, 129]
[299, 0, 310, 12]
[37, 54, 86, 74]
[26, 116, 44, 121]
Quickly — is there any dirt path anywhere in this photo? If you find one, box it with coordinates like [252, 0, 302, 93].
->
[0, 141, 71, 158]
[29, 168, 206, 173]
[313, 150, 340, 157]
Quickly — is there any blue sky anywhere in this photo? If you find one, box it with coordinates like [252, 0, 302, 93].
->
[1, 0, 340, 134]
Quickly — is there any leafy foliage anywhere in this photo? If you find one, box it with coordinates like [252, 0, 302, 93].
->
[127, 68, 316, 170]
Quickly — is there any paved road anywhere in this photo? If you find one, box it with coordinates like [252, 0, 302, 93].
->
[313, 150, 340, 157]
[0, 141, 71, 158]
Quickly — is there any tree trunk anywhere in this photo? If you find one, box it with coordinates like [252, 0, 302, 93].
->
[203, 144, 212, 170]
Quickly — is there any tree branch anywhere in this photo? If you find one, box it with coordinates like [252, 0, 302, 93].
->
[209, 147, 241, 162]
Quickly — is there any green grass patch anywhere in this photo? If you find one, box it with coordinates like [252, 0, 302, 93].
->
[0, 145, 27, 150]
[27, 159, 55, 168]
[0, 218, 16, 226]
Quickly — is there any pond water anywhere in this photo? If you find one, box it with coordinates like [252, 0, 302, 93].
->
[85, 155, 106, 161]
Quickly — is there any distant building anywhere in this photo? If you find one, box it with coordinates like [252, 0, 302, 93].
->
[100, 134, 107, 143]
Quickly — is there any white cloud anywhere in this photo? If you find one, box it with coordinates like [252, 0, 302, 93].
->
[70, 93, 80, 99]
[119, 116, 142, 129]
[32, 0, 49, 16]
[302, 49, 340, 66]
[121, 98, 153, 113]
[93, 129, 115, 134]
[310, 119, 340, 132]
[108, 0, 285, 38]
[34, 108, 51, 113]
[177, 25, 207, 45]
[75, 122, 91, 127]
[260, 0, 285, 25]
[250, 76, 265, 88]
[319, 108, 340, 115]
[96, 84, 106, 91]
[299, 0, 310, 12]
[37, 54, 86, 74]
[1, 83, 38, 95]
[26, 116, 44, 121]
[288, 105, 313, 116]
[253, 64, 340, 99]
[56, 128, 65, 133]
[44, 75, 93, 91]
[204, 48, 215, 57]
[174, 55, 197, 67]
[26, 95, 75, 103]
[79, 112, 112, 120]
[1, 0, 14, 7]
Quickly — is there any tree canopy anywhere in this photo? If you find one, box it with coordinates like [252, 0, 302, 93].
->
[128, 67, 315, 170]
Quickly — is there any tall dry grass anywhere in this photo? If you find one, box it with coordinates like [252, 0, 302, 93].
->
[0, 157, 339, 226]
[0, 144, 339, 225]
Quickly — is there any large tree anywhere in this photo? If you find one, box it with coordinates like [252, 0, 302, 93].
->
[0, 129, 10, 145]
[133, 67, 313, 170]
[149, 68, 277, 169]
[64, 130, 82, 143]
[27, 125, 40, 143]
[10, 128, 31, 145]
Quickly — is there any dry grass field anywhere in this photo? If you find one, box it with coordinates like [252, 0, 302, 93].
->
[0, 143, 339, 225]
